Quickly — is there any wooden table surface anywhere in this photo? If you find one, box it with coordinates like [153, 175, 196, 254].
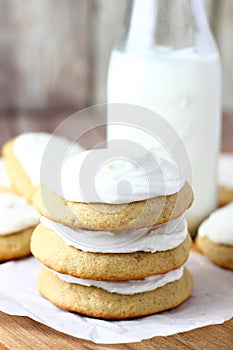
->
[0, 115, 232, 350]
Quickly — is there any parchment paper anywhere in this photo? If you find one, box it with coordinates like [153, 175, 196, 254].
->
[0, 253, 232, 344]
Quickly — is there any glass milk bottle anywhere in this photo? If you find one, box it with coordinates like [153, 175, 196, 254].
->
[107, 0, 222, 234]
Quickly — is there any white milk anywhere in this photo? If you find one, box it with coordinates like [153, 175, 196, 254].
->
[107, 48, 221, 232]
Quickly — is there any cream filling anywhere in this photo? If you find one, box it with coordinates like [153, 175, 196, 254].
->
[41, 215, 188, 253]
[60, 146, 185, 204]
[0, 158, 11, 188]
[51, 265, 184, 295]
[198, 202, 233, 245]
[218, 153, 233, 189]
[0, 193, 40, 235]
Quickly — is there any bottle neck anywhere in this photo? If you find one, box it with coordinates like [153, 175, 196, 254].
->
[117, 0, 216, 54]
[155, 0, 195, 48]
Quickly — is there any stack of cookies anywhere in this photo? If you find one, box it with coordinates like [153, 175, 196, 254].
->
[0, 158, 40, 261]
[31, 148, 194, 319]
[1, 132, 83, 260]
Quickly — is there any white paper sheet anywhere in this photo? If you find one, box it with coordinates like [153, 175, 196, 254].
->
[0, 253, 232, 344]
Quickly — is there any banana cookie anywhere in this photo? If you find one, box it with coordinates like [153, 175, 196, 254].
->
[31, 146, 194, 319]
[3, 132, 84, 202]
[33, 148, 193, 230]
[38, 266, 193, 320]
[196, 203, 233, 270]
[33, 182, 193, 231]
[31, 216, 193, 319]
[31, 217, 191, 280]
[0, 192, 40, 261]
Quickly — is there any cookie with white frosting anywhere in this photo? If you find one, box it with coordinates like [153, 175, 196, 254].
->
[2, 132, 84, 202]
[33, 147, 193, 230]
[196, 203, 233, 270]
[33, 181, 193, 231]
[0, 193, 40, 261]
[37, 266, 193, 319]
[218, 153, 233, 206]
[31, 219, 191, 280]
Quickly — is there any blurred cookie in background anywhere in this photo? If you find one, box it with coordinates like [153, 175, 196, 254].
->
[218, 153, 233, 207]
[196, 203, 233, 270]
[0, 189, 40, 261]
[0, 155, 40, 261]
[2, 132, 84, 202]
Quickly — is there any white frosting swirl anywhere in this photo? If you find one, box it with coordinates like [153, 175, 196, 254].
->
[52, 266, 184, 295]
[218, 153, 233, 189]
[13, 132, 84, 186]
[198, 203, 233, 245]
[61, 147, 185, 203]
[0, 193, 40, 235]
[41, 216, 187, 253]
[0, 158, 11, 189]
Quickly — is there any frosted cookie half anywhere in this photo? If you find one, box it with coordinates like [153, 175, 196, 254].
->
[33, 182, 193, 230]
[37, 266, 193, 320]
[0, 193, 40, 261]
[31, 220, 191, 280]
[196, 203, 233, 270]
[2, 132, 84, 202]
[33, 147, 193, 230]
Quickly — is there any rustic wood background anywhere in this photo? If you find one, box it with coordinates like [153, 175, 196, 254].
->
[0, 0, 233, 146]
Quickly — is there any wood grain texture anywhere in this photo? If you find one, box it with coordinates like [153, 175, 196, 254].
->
[0, 0, 91, 112]
[90, 0, 125, 105]
[1, 0, 233, 118]
[0, 113, 231, 150]
[0, 342, 8, 350]
[0, 110, 107, 150]
[0, 311, 232, 350]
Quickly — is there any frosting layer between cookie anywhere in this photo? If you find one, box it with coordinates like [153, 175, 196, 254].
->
[52, 265, 184, 294]
[41, 215, 188, 253]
